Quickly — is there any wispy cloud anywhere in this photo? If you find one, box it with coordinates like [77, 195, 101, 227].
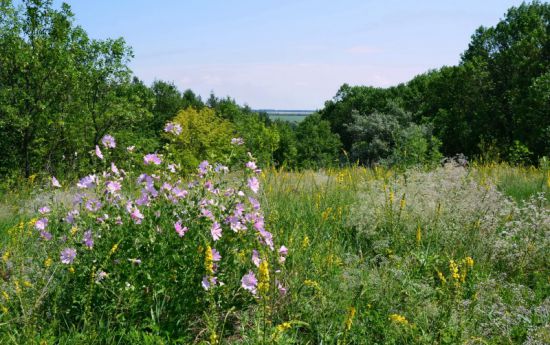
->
[346, 45, 383, 54]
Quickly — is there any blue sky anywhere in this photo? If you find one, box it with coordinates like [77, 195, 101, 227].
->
[55, 0, 524, 109]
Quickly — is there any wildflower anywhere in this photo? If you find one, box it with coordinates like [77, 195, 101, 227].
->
[95, 145, 103, 160]
[389, 313, 409, 326]
[44, 257, 52, 268]
[168, 163, 177, 173]
[174, 221, 188, 237]
[437, 270, 447, 284]
[127, 145, 135, 152]
[77, 175, 96, 189]
[301, 236, 310, 249]
[65, 209, 79, 224]
[248, 197, 260, 210]
[129, 206, 144, 224]
[110, 243, 119, 254]
[211, 222, 222, 241]
[241, 271, 258, 294]
[143, 153, 162, 165]
[101, 134, 116, 148]
[164, 122, 182, 135]
[205, 245, 214, 274]
[345, 307, 356, 331]
[211, 248, 221, 262]
[247, 177, 260, 194]
[83, 230, 93, 249]
[2, 251, 9, 263]
[465, 256, 474, 268]
[35, 218, 48, 231]
[1, 306, 7, 314]
[96, 270, 108, 283]
[60, 248, 77, 264]
[51, 176, 61, 188]
[257, 260, 270, 296]
[2, 291, 9, 301]
[252, 249, 261, 267]
[231, 137, 244, 145]
[416, 225, 422, 244]
[277, 280, 287, 295]
[106, 181, 121, 194]
[23, 281, 32, 288]
[85, 199, 102, 212]
[39, 206, 50, 214]
[276, 322, 291, 332]
[246, 161, 257, 170]
[198, 160, 211, 175]
[201, 276, 218, 290]
[449, 260, 460, 280]
[39, 231, 52, 241]
[128, 258, 141, 265]
[69, 266, 75, 273]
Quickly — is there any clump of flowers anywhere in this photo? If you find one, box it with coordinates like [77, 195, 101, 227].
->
[13, 131, 288, 338]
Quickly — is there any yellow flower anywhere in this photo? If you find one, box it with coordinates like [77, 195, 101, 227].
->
[389, 190, 395, 205]
[258, 260, 270, 296]
[69, 266, 75, 274]
[23, 280, 32, 288]
[437, 270, 447, 284]
[2, 251, 9, 263]
[389, 313, 409, 326]
[416, 225, 422, 245]
[70, 226, 78, 236]
[304, 279, 320, 289]
[301, 236, 310, 249]
[399, 195, 406, 210]
[345, 307, 356, 331]
[205, 245, 214, 274]
[276, 322, 292, 332]
[110, 243, 119, 255]
[1, 305, 8, 314]
[464, 256, 474, 268]
[44, 257, 53, 268]
[1, 291, 9, 301]
[449, 260, 460, 280]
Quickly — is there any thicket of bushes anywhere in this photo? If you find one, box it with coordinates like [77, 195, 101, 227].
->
[1, 0, 549, 181]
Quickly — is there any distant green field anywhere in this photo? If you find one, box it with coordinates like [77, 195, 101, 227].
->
[267, 114, 309, 122]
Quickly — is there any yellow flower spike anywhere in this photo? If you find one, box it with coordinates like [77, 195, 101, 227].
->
[389, 313, 409, 326]
[1, 291, 9, 301]
[389, 190, 395, 205]
[345, 307, 356, 331]
[465, 256, 474, 268]
[301, 236, 310, 249]
[2, 251, 9, 263]
[416, 225, 422, 245]
[1, 305, 8, 314]
[258, 260, 270, 296]
[14, 281, 21, 294]
[205, 245, 214, 274]
[437, 270, 447, 284]
[110, 243, 119, 255]
[70, 226, 78, 236]
[449, 260, 460, 281]
[399, 194, 406, 211]
[44, 257, 52, 268]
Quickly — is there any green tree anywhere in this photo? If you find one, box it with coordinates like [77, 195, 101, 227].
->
[295, 114, 342, 169]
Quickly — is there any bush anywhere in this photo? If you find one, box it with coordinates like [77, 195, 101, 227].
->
[0, 133, 288, 341]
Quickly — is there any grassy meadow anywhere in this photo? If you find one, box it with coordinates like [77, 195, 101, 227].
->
[0, 157, 548, 344]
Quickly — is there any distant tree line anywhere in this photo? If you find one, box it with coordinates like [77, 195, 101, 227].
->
[0, 0, 548, 179]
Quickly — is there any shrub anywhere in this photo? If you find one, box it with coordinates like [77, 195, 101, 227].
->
[0, 132, 288, 341]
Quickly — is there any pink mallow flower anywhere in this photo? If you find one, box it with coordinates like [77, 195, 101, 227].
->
[39, 206, 50, 214]
[211, 248, 221, 262]
[129, 207, 144, 224]
[174, 221, 188, 237]
[211, 222, 222, 241]
[106, 181, 121, 194]
[60, 248, 77, 264]
[101, 134, 116, 148]
[95, 145, 103, 160]
[143, 153, 162, 165]
[51, 176, 61, 188]
[241, 271, 258, 294]
[248, 177, 260, 194]
[252, 249, 261, 267]
[35, 218, 48, 231]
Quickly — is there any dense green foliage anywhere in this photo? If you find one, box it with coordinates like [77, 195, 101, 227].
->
[2, 1, 548, 180]
[320, 2, 549, 164]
